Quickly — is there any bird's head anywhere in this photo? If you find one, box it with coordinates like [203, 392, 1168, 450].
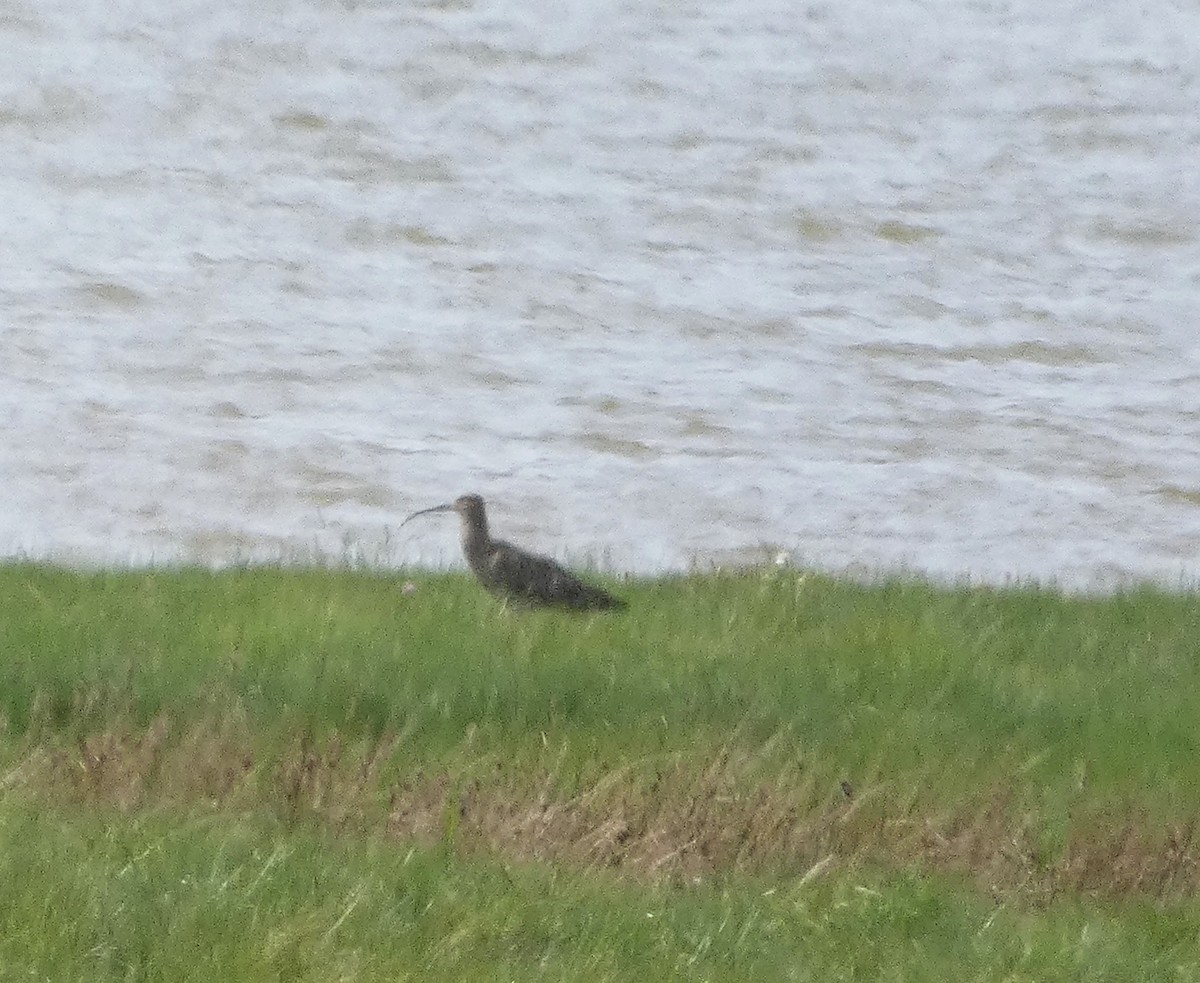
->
[402, 493, 489, 533]
[452, 494, 486, 520]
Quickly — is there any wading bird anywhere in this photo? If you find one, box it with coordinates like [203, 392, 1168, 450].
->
[402, 494, 626, 611]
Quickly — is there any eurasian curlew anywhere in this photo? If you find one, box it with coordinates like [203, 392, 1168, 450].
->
[402, 494, 626, 611]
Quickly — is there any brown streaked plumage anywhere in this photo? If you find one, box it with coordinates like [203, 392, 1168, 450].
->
[402, 494, 626, 611]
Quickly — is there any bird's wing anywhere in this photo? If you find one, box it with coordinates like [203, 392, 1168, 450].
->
[487, 542, 570, 596]
[488, 541, 623, 610]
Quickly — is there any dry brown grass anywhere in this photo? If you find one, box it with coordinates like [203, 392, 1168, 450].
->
[5, 713, 1198, 905]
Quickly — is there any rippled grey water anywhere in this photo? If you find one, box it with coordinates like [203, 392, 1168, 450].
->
[3, 0, 1199, 586]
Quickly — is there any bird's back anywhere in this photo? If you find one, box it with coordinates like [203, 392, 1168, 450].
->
[484, 539, 625, 611]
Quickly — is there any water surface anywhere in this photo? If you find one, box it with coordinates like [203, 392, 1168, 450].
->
[3, 0, 1199, 586]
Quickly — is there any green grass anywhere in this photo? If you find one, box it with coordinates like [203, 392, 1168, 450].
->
[1, 802, 1197, 983]
[2, 562, 1200, 978]
[5, 564, 1199, 809]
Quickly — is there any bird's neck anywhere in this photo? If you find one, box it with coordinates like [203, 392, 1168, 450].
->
[460, 516, 490, 556]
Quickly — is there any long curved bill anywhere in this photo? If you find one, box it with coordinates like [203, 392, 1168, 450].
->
[400, 503, 454, 527]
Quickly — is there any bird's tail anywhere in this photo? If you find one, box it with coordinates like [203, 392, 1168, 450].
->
[576, 584, 626, 611]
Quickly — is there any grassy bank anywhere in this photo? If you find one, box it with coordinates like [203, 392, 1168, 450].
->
[2, 563, 1199, 977]
[2, 803, 1196, 982]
